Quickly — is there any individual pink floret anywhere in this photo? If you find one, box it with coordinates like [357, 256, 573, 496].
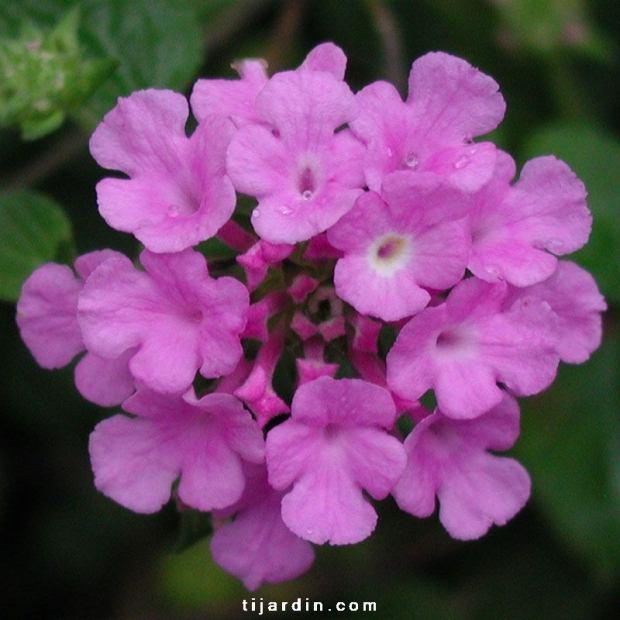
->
[210, 463, 315, 590]
[386, 277, 560, 419]
[265, 377, 407, 545]
[89, 388, 265, 513]
[504, 260, 606, 364]
[16, 250, 136, 406]
[350, 51, 505, 193]
[90, 89, 236, 252]
[392, 394, 530, 540]
[227, 69, 365, 244]
[327, 172, 470, 321]
[467, 151, 591, 286]
[78, 249, 249, 394]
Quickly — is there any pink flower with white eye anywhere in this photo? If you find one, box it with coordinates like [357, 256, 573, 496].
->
[327, 172, 470, 321]
[265, 377, 407, 545]
[16, 250, 136, 407]
[467, 151, 591, 286]
[89, 388, 265, 513]
[386, 276, 560, 419]
[90, 89, 235, 253]
[504, 260, 606, 364]
[393, 394, 530, 540]
[190, 42, 347, 127]
[78, 248, 249, 394]
[227, 68, 365, 244]
[210, 463, 315, 590]
[350, 51, 505, 193]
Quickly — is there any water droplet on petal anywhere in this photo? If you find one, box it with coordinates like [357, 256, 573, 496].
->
[167, 204, 181, 218]
[252, 208, 261, 218]
[454, 155, 469, 169]
[278, 205, 292, 215]
[484, 264, 501, 278]
[386, 147, 394, 157]
[302, 190, 313, 200]
[306, 528, 314, 535]
[546, 237, 563, 252]
[405, 152, 419, 169]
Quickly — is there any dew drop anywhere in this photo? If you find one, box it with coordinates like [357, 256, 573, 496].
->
[484, 264, 501, 278]
[252, 208, 261, 218]
[405, 152, 419, 169]
[546, 237, 563, 251]
[306, 528, 314, 535]
[167, 204, 181, 218]
[278, 205, 292, 215]
[386, 147, 394, 157]
[302, 190, 313, 200]
[454, 155, 469, 169]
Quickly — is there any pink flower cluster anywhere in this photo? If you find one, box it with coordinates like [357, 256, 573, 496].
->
[16, 43, 606, 589]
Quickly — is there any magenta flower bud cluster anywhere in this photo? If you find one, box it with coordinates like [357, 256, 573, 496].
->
[16, 43, 606, 589]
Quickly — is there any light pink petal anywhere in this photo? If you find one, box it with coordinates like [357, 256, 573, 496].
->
[291, 376, 397, 428]
[255, 70, 357, 146]
[190, 59, 268, 125]
[505, 261, 606, 364]
[438, 454, 530, 540]
[74, 350, 135, 407]
[89, 89, 188, 176]
[210, 464, 314, 590]
[16, 263, 83, 368]
[504, 156, 590, 254]
[407, 52, 505, 143]
[299, 42, 347, 79]
[280, 466, 378, 545]
[89, 414, 179, 513]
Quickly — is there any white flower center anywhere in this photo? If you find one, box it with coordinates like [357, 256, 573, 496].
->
[367, 233, 412, 277]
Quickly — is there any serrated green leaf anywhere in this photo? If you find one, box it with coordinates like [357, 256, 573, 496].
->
[521, 123, 620, 305]
[0, 190, 73, 302]
[515, 331, 620, 584]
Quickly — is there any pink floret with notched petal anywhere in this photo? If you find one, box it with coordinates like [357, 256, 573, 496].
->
[327, 172, 470, 321]
[386, 276, 560, 419]
[467, 151, 591, 286]
[265, 377, 407, 545]
[393, 394, 530, 539]
[90, 89, 236, 253]
[350, 51, 505, 193]
[227, 69, 365, 244]
[78, 248, 249, 395]
[89, 388, 265, 514]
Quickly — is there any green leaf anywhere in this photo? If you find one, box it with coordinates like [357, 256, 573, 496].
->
[0, 7, 117, 139]
[0, 190, 73, 303]
[521, 123, 620, 305]
[0, 0, 205, 132]
[77, 0, 204, 128]
[515, 330, 620, 584]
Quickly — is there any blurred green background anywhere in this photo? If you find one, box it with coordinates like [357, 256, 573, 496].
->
[1, 0, 620, 618]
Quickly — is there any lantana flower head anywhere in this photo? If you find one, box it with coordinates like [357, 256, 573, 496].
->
[15, 41, 606, 591]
